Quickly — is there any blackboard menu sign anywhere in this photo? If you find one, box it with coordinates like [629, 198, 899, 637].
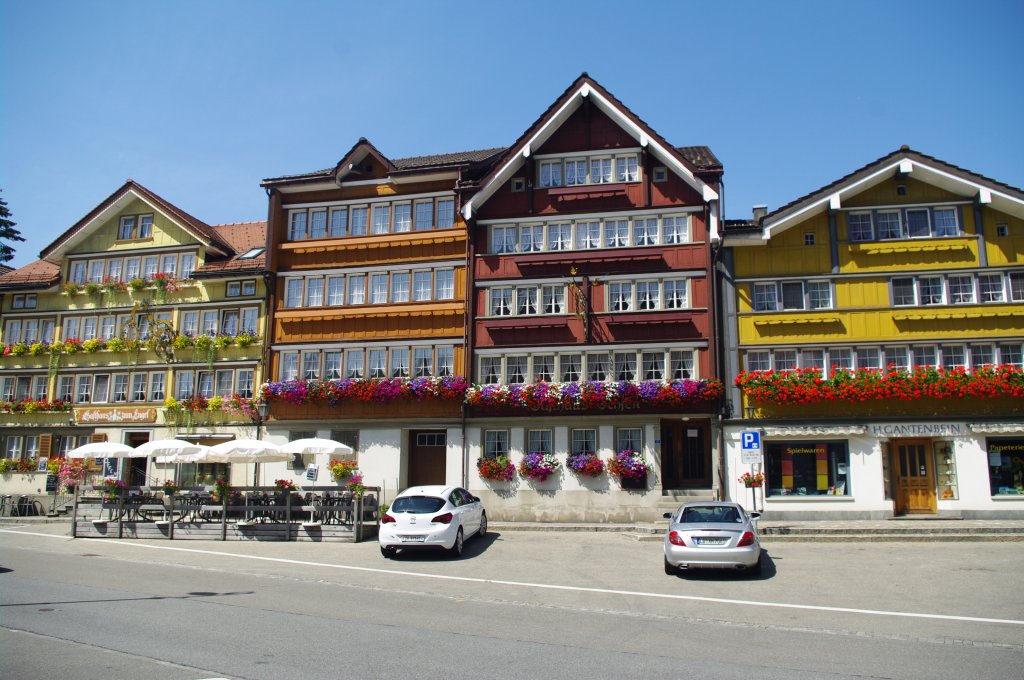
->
[100, 457, 119, 477]
[45, 474, 58, 492]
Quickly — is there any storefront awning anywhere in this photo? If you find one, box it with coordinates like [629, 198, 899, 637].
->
[969, 423, 1024, 434]
[763, 425, 866, 437]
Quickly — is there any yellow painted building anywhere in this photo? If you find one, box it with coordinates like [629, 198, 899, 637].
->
[0, 180, 268, 497]
[721, 148, 1024, 519]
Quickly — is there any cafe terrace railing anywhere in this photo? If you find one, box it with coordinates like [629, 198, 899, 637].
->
[71, 484, 380, 542]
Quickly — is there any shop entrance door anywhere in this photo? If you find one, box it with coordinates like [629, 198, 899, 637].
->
[894, 439, 937, 514]
[124, 432, 151, 487]
[408, 430, 446, 487]
[660, 420, 711, 489]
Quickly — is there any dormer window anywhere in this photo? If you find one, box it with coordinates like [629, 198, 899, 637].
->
[117, 214, 153, 240]
[536, 151, 641, 188]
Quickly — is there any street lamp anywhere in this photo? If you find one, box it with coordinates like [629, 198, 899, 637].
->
[254, 402, 270, 441]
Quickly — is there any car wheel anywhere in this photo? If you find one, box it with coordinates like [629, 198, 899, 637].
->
[380, 546, 396, 559]
[749, 552, 763, 577]
[449, 528, 464, 557]
[664, 556, 677, 575]
[478, 512, 487, 538]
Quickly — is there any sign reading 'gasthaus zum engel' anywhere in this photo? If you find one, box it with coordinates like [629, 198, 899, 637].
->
[74, 407, 158, 424]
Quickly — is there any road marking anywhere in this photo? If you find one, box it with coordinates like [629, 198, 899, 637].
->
[3, 528, 1022, 627]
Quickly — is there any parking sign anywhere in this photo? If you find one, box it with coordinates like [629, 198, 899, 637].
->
[741, 431, 762, 464]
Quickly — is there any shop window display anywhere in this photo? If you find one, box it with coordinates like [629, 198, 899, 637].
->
[987, 438, 1024, 496]
[765, 441, 850, 496]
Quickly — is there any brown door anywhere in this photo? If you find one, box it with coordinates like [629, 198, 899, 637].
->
[407, 430, 446, 487]
[124, 432, 151, 486]
[660, 420, 711, 489]
[894, 439, 937, 514]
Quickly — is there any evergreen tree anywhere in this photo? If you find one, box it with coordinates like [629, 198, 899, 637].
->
[0, 190, 25, 264]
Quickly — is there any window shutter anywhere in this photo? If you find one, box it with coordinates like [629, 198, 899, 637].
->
[39, 434, 52, 458]
[91, 433, 107, 443]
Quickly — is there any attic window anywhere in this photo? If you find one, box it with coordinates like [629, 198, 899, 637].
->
[896, 184, 907, 196]
[996, 223, 1008, 237]
[511, 178, 526, 193]
[804, 233, 816, 246]
[653, 167, 668, 183]
[238, 247, 265, 260]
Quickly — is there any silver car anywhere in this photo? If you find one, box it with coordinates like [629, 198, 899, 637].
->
[379, 485, 487, 558]
[663, 501, 762, 576]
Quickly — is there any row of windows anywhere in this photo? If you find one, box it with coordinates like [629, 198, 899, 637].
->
[287, 196, 456, 241]
[891, 271, 1024, 306]
[485, 278, 692, 317]
[173, 368, 256, 400]
[489, 213, 691, 254]
[68, 251, 197, 284]
[483, 427, 643, 458]
[752, 280, 832, 311]
[283, 268, 455, 308]
[279, 346, 457, 381]
[1, 434, 97, 460]
[744, 343, 1024, 374]
[54, 371, 168, 403]
[3, 318, 56, 344]
[10, 294, 37, 310]
[478, 348, 697, 385]
[537, 153, 640, 188]
[178, 307, 259, 336]
[846, 206, 961, 242]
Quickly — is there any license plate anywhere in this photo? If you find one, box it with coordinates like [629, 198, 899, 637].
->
[695, 537, 727, 546]
[400, 535, 426, 543]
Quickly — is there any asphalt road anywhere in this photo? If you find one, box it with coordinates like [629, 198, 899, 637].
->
[1, 523, 1022, 680]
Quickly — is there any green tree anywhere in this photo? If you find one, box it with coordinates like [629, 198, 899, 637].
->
[0, 190, 25, 264]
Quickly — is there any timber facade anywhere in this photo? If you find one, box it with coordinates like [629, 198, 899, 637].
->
[0, 181, 268, 497]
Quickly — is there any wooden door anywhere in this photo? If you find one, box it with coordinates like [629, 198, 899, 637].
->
[408, 430, 446, 488]
[660, 420, 711, 489]
[125, 432, 151, 486]
[894, 440, 937, 514]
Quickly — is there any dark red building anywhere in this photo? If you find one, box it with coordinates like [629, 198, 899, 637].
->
[460, 74, 724, 521]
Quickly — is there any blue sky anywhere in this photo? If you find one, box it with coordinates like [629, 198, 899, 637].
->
[2, 0, 1022, 268]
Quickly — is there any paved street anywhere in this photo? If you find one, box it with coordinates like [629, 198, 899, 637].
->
[1, 523, 1022, 679]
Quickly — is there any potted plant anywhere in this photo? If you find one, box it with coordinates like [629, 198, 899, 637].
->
[162, 479, 180, 496]
[83, 282, 102, 297]
[274, 478, 297, 505]
[62, 282, 81, 296]
[607, 450, 649, 490]
[329, 458, 358, 482]
[477, 455, 515, 482]
[518, 452, 561, 482]
[100, 477, 126, 502]
[128, 277, 147, 292]
[347, 473, 365, 499]
[567, 452, 605, 477]
[235, 332, 256, 349]
[212, 477, 230, 503]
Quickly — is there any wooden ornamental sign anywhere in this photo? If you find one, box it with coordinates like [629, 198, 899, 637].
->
[74, 407, 158, 424]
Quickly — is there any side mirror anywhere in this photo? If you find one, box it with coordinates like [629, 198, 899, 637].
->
[662, 512, 672, 519]
[749, 512, 761, 519]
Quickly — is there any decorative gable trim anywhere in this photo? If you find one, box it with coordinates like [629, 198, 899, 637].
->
[762, 148, 1024, 239]
[462, 75, 719, 229]
[40, 180, 231, 262]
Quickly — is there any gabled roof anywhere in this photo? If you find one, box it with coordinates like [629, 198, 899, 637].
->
[762, 146, 1024, 238]
[192, 221, 268, 277]
[461, 73, 721, 222]
[0, 259, 61, 291]
[40, 180, 233, 262]
[261, 141, 506, 187]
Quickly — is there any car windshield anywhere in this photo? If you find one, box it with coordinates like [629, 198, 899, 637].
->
[392, 496, 446, 514]
[681, 506, 742, 524]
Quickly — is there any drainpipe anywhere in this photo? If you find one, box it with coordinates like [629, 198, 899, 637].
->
[711, 178, 727, 501]
[458, 186, 475, 489]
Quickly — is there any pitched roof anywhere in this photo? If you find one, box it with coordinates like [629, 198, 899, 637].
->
[192, 221, 268, 276]
[0, 259, 60, 290]
[40, 180, 234, 261]
[762, 146, 1024, 237]
[461, 73, 721, 223]
[261, 143, 506, 186]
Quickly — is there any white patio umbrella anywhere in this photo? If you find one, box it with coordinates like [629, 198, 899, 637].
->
[154, 446, 222, 464]
[66, 442, 135, 459]
[279, 438, 353, 457]
[132, 439, 204, 458]
[210, 439, 288, 487]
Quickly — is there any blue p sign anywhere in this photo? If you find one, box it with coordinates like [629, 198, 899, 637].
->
[741, 431, 761, 450]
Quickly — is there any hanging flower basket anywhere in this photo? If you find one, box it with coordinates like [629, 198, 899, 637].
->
[518, 453, 561, 482]
[465, 379, 724, 411]
[566, 452, 605, 477]
[607, 450, 649, 489]
[739, 472, 765, 488]
[477, 456, 515, 482]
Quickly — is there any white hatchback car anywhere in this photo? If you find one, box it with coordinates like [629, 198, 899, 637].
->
[379, 485, 487, 558]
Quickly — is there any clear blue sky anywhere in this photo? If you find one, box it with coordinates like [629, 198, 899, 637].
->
[2, 0, 1022, 269]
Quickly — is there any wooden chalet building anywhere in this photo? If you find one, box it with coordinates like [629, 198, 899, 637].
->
[459, 75, 725, 521]
[259, 140, 503, 492]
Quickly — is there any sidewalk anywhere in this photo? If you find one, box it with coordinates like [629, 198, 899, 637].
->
[491, 518, 1024, 542]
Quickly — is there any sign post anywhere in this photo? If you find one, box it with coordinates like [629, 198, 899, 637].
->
[740, 431, 763, 512]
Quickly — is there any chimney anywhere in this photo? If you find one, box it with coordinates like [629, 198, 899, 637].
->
[752, 205, 768, 223]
